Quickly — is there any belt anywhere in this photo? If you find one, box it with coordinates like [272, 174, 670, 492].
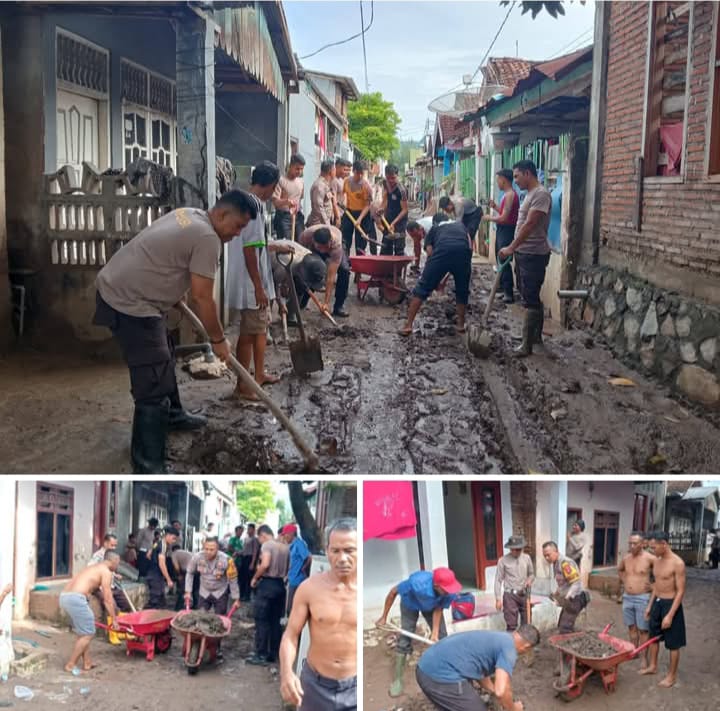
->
[506, 589, 527, 596]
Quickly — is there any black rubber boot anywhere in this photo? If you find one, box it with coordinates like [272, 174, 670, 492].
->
[168, 386, 207, 431]
[131, 400, 170, 474]
[513, 310, 534, 358]
[532, 305, 544, 345]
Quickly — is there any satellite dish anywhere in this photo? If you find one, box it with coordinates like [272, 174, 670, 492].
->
[428, 75, 509, 117]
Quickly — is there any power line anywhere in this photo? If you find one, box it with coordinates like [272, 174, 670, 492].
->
[469, 0, 517, 84]
[547, 26, 594, 59]
[299, 0, 374, 61]
[360, 0, 370, 92]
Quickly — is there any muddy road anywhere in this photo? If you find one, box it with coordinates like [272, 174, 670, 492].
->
[363, 568, 720, 711]
[2, 260, 720, 474]
[5, 604, 284, 710]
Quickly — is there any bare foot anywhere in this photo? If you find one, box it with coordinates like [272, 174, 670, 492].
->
[83, 663, 98, 671]
[456, 325, 466, 334]
[398, 326, 413, 337]
[639, 666, 657, 676]
[65, 665, 81, 675]
[258, 373, 281, 386]
[230, 388, 260, 403]
[658, 676, 676, 688]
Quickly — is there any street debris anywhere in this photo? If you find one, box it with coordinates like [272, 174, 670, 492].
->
[173, 611, 226, 636]
[608, 377, 637, 387]
[553, 633, 618, 659]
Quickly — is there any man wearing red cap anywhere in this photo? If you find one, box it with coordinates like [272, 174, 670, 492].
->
[375, 566, 462, 698]
[280, 523, 312, 614]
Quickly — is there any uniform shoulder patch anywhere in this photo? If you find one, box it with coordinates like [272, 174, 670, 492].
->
[561, 560, 580, 584]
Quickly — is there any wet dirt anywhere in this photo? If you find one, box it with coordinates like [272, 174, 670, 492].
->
[172, 610, 227, 635]
[2, 603, 284, 710]
[3, 262, 720, 473]
[364, 570, 720, 711]
[553, 632, 618, 659]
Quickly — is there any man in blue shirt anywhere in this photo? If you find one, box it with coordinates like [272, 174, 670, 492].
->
[280, 523, 311, 614]
[416, 626, 539, 711]
[375, 567, 462, 698]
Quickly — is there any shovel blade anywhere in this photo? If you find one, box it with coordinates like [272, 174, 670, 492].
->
[289, 338, 324, 375]
[467, 324, 492, 358]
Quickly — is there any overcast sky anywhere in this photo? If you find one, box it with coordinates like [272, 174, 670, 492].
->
[284, 0, 596, 141]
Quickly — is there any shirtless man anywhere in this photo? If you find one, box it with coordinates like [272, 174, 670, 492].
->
[59, 551, 120, 673]
[279, 518, 357, 711]
[618, 531, 655, 669]
[641, 531, 686, 688]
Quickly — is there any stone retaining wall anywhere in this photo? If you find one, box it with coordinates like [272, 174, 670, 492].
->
[572, 266, 720, 407]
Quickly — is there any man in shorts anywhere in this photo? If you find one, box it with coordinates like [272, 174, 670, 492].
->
[59, 551, 121, 673]
[641, 531, 686, 688]
[618, 531, 655, 669]
[226, 161, 293, 401]
[415, 626, 539, 711]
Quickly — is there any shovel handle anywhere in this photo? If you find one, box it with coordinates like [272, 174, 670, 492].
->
[226, 601, 240, 619]
[344, 210, 384, 248]
[176, 302, 318, 472]
[482, 256, 513, 326]
[381, 215, 393, 233]
[307, 290, 339, 327]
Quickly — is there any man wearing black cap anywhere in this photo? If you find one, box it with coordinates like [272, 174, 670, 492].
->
[145, 525, 179, 609]
[375, 566, 462, 698]
[566, 520, 586, 568]
[495, 536, 535, 632]
[270, 240, 327, 326]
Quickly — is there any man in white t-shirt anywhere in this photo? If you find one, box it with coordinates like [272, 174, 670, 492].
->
[226, 162, 293, 401]
[498, 160, 552, 358]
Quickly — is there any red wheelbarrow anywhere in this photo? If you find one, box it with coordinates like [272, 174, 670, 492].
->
[548, 623, 660, 701]
[171, 602, 239, 675]
[96, 609, 175, 661]
[349, 254, 413, 305]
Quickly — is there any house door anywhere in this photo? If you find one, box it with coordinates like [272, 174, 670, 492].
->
[593, 511, 620, 567]
[471, 482, 503, 589]
[56, 89, 99, 179]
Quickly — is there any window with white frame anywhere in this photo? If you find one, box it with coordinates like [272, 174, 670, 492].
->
[121, 59, 177, 170]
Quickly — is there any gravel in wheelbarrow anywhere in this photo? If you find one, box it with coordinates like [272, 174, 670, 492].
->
[172, 611, 226, 636]
[553, 632, 619, 659]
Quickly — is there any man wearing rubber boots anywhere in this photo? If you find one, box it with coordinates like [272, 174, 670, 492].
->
[498, 160, 552, 357]
[93, 191, 258, 473]
[375, 566, 462, 697]
[280, 518, 358, 711]
[145, 525, 179, 609]
[415, 626, 539, 711]
[184, 536, 239, 660]
[495, 536, 535, 632]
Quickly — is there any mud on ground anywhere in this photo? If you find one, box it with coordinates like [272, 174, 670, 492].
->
[2, 262, 720, 473]
[363, 569, 720, 711]
[2, 603, 285, 710]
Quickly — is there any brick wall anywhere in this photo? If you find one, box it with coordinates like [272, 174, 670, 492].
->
[510, 482, 536, 562]
[600, 2, 720, 301]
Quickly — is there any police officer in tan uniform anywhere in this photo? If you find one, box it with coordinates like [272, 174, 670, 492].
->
[542, 540, 590, 633]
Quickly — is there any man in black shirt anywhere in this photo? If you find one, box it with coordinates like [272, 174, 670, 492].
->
[379, 164, 409, 256]
[400, 216, 473, 336]
[145, 525, 179, 609]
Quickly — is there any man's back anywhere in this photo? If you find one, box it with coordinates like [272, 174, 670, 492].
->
[64, 564, 109, 596]
[424, 220, 472, 254]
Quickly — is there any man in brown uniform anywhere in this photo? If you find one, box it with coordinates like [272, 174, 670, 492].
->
[247, 525, 289, 666]
[280, 518, 357, 711]
[542, 541, 589, 633]
[618, 531, 655, 669]
[59, 551, 120, 673]
[565, 520, 586, 567]
[93, 191, 257, 473]
[641, 531, 686, 688]
[495, 535, 535, 632]
[307, 161, 335, 227]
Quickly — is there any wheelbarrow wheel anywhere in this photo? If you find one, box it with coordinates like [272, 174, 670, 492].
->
[187, 638, 201, 674]
[381, 283, 405, 305]
[155, 631, 172, 654]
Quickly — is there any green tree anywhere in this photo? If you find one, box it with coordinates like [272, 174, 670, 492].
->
[348, 92, 401, 161]
[236, 480, 275, 523]
[501, 0, 585, 19]
[276, 498, 290, 527]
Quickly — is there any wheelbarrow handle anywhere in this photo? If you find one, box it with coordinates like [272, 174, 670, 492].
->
[226, 601, 240, 619]
[601, 622, 613, 635]
[630, 634, 662, 657]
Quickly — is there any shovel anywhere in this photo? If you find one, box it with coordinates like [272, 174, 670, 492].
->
[290, 209, 296, 243]
[344, 209, 384, 250]
[467, 256, 513, 358]
[278, 252, 324, 376]
[176, 302, 319, 472]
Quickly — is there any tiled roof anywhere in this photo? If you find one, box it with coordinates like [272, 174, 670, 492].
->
[438, 114, 471, 144]
[481, 57, 536, 96]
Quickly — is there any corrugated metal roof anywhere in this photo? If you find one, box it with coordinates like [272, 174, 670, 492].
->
[214, 3, 288, 103]
[683, 486, 720, 501]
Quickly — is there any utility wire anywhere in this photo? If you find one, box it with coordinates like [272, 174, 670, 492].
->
[360, 0, 370, 92]
[547, 26, 594, 59]
[299, 0, 374, 60]
[469, 0, 517, 84]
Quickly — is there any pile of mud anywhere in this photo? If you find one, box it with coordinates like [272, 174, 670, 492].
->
[555, 633, 618, 658]
[174, 611, 226, 635]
